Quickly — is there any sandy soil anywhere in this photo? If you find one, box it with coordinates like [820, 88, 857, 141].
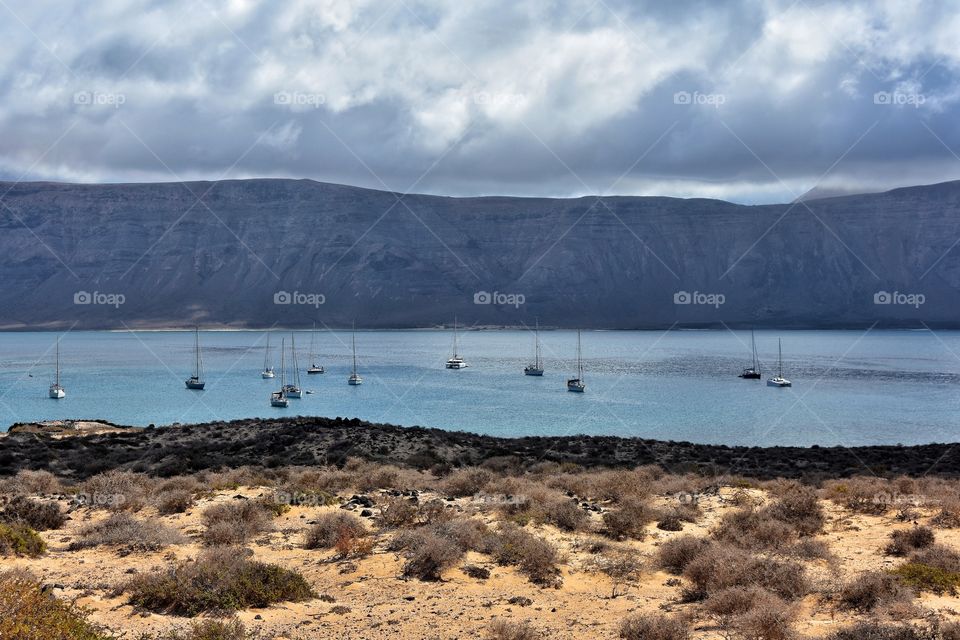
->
[4, 485, 960, 639]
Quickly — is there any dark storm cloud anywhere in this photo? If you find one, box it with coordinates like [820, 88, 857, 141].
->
[0, 0, 958, 203]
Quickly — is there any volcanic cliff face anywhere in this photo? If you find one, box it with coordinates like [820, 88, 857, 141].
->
[0, 178, 958, 329]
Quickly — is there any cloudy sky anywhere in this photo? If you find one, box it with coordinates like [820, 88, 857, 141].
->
[1, 0, 958, 203]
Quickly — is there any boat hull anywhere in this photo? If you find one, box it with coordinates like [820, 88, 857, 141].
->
[446, 360, 468, 369]
[307, 367, 324, 374]
[566, 378, 585, 392]
[524, 367, 544, 376]
[48, 385, 65, 399]
[767, 378, 792, 387]
[270, 392, 288, 407]
[185, 379, 205, 390]
[739, 370, 761, 379]
[261, 370, 275, 379]
[348, 375, 363, 385]
[283, 386, 303, 398]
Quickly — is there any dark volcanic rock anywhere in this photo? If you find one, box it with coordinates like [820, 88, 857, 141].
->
[1, 416, 959, 481]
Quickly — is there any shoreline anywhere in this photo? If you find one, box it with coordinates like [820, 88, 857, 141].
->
[3, 416, 959, 481]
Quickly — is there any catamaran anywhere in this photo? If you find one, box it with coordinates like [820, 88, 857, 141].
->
[739, 329, 762, 379]
[566, 330, 585, 392]
[283, 334, 303, 398]
[348, 322, 363, 385]
[767, 338, 792, 388]
[261, 333, 275, 378]
[49, 336, 66, 398]
[445, 317, 468, 369]
[184, 327, 205, 390]
[307, 322, 324, 374]
[271, 338, 290, 407]
[524, 319, 544, 376]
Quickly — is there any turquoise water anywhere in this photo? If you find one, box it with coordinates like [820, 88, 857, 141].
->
[0, 329, 958, 447]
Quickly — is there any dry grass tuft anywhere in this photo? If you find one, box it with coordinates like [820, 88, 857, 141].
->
[69, 513, 185, 552]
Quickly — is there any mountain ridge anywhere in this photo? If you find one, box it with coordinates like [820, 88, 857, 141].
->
[1, 177, 958, 329]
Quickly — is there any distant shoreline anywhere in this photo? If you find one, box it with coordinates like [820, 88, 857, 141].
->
[3, 416, 959, 481]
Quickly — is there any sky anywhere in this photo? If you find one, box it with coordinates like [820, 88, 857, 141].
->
[0, 0, 958, 204]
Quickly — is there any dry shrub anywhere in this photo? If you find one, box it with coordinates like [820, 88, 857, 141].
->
[713, 508, 795, 551]
[401, 531, 464, 581]
[619, 613, 690, 640]
[336, 533, 374, 559]
[839, 570, 912, 612]
[0, 523, 45, 557]
[910, 544, 960, 573]
[377, 496, 421, 528]
[542, 497, 588, 532]
[281, 467, 353, 494]
[730, 590, 797, 640]
[443, 468, 493, 497]
[589, 469, 654, 503]
[788, 537, 834, 561]
[201, 500, 272, 546]
[492, 524, 561, 587]
[932, 499, 960, 529]
[0, 469, 62, 495]
[602, 497, 655, 540]
[827, 621, 960, 640]
[121, 547, 315, 616]
[657, 535, 713, 575]
[0, 495, 67, 531]
[305, 511, 367, 550]
[70, 512, 185, 552]
[885, 526, 935, 556]
[156, 617, 256, 640]
[823, 477, 889, 515]
[766, 484, 825, 536]
[431, 518, 498, 553]
[706, 586, 769, 618]
[683, 545, 809, 601]
[590, 548, 642, 597]
[487, 619, 540, 640]
[155, 490, 195, 515]
[80, 470, 150, 511]
[0, 570, 113, 639]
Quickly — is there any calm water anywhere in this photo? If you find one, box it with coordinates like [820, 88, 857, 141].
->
[0, 330, 958, 447]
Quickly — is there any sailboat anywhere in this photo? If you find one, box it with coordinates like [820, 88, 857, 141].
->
[348, 322, 363, 385]
[445, 317, 468, 369]
[566, 330, 585, 392]
[261, 333, 275, 378]
[283, 334, 303, 398]
[767, 338, 792, 387]
[270, 338, 290, 407]
[524, 319, 544, 376]
[184, 327, 205, 390]
[49, 336, 66, 399]
[307, 322, 324, 374]
[739, 329, 762, 379]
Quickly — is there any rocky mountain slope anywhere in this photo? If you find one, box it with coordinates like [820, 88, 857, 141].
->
[1, 178, 958, 329]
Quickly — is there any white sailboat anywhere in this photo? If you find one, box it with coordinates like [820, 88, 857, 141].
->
[524, 319, 544, 376]
[566, 330, 585, 392]
[271, 338, 290, 407]
[261, 333, 275, 378]
[348, 322, 363, 385]
[767, 338, 792, 388]
[283, 334, 303, 398]
[739, 329, 762, 379]
[49, 336, 66, 399]
[445, 317, 468, 369]
[307, 322, 324, 374]
[184, 326, 205, 390]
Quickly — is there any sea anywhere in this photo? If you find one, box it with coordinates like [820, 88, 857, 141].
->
[0, 329, 957, 447]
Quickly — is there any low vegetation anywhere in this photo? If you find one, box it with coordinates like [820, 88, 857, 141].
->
[121, 548, 315, 616]
[0, 570, 114, 640]
[0, 495, 67, 530]
[69, 513, 185, 552]
[201, 500, 273, 546]
[0, 522, 45, 557]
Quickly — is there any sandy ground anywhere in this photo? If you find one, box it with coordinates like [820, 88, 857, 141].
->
[4, 487, 960, 639]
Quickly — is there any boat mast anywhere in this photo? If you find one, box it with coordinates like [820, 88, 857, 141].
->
[352, 321, 358, 375]
[309, 322, 316, 364]
[577, 330, 583, 380]
[264, 333, 271, 370]
[535, 319, 541, 368]
[55, 336, 60, 386]
[751, 329, 758, 371]
[452, 316, 459, 358]
[280, 338, 286, 387]
[778, 338, 783, 378]
[194, 326, 202, 379]
[291, 335, 300, 386]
